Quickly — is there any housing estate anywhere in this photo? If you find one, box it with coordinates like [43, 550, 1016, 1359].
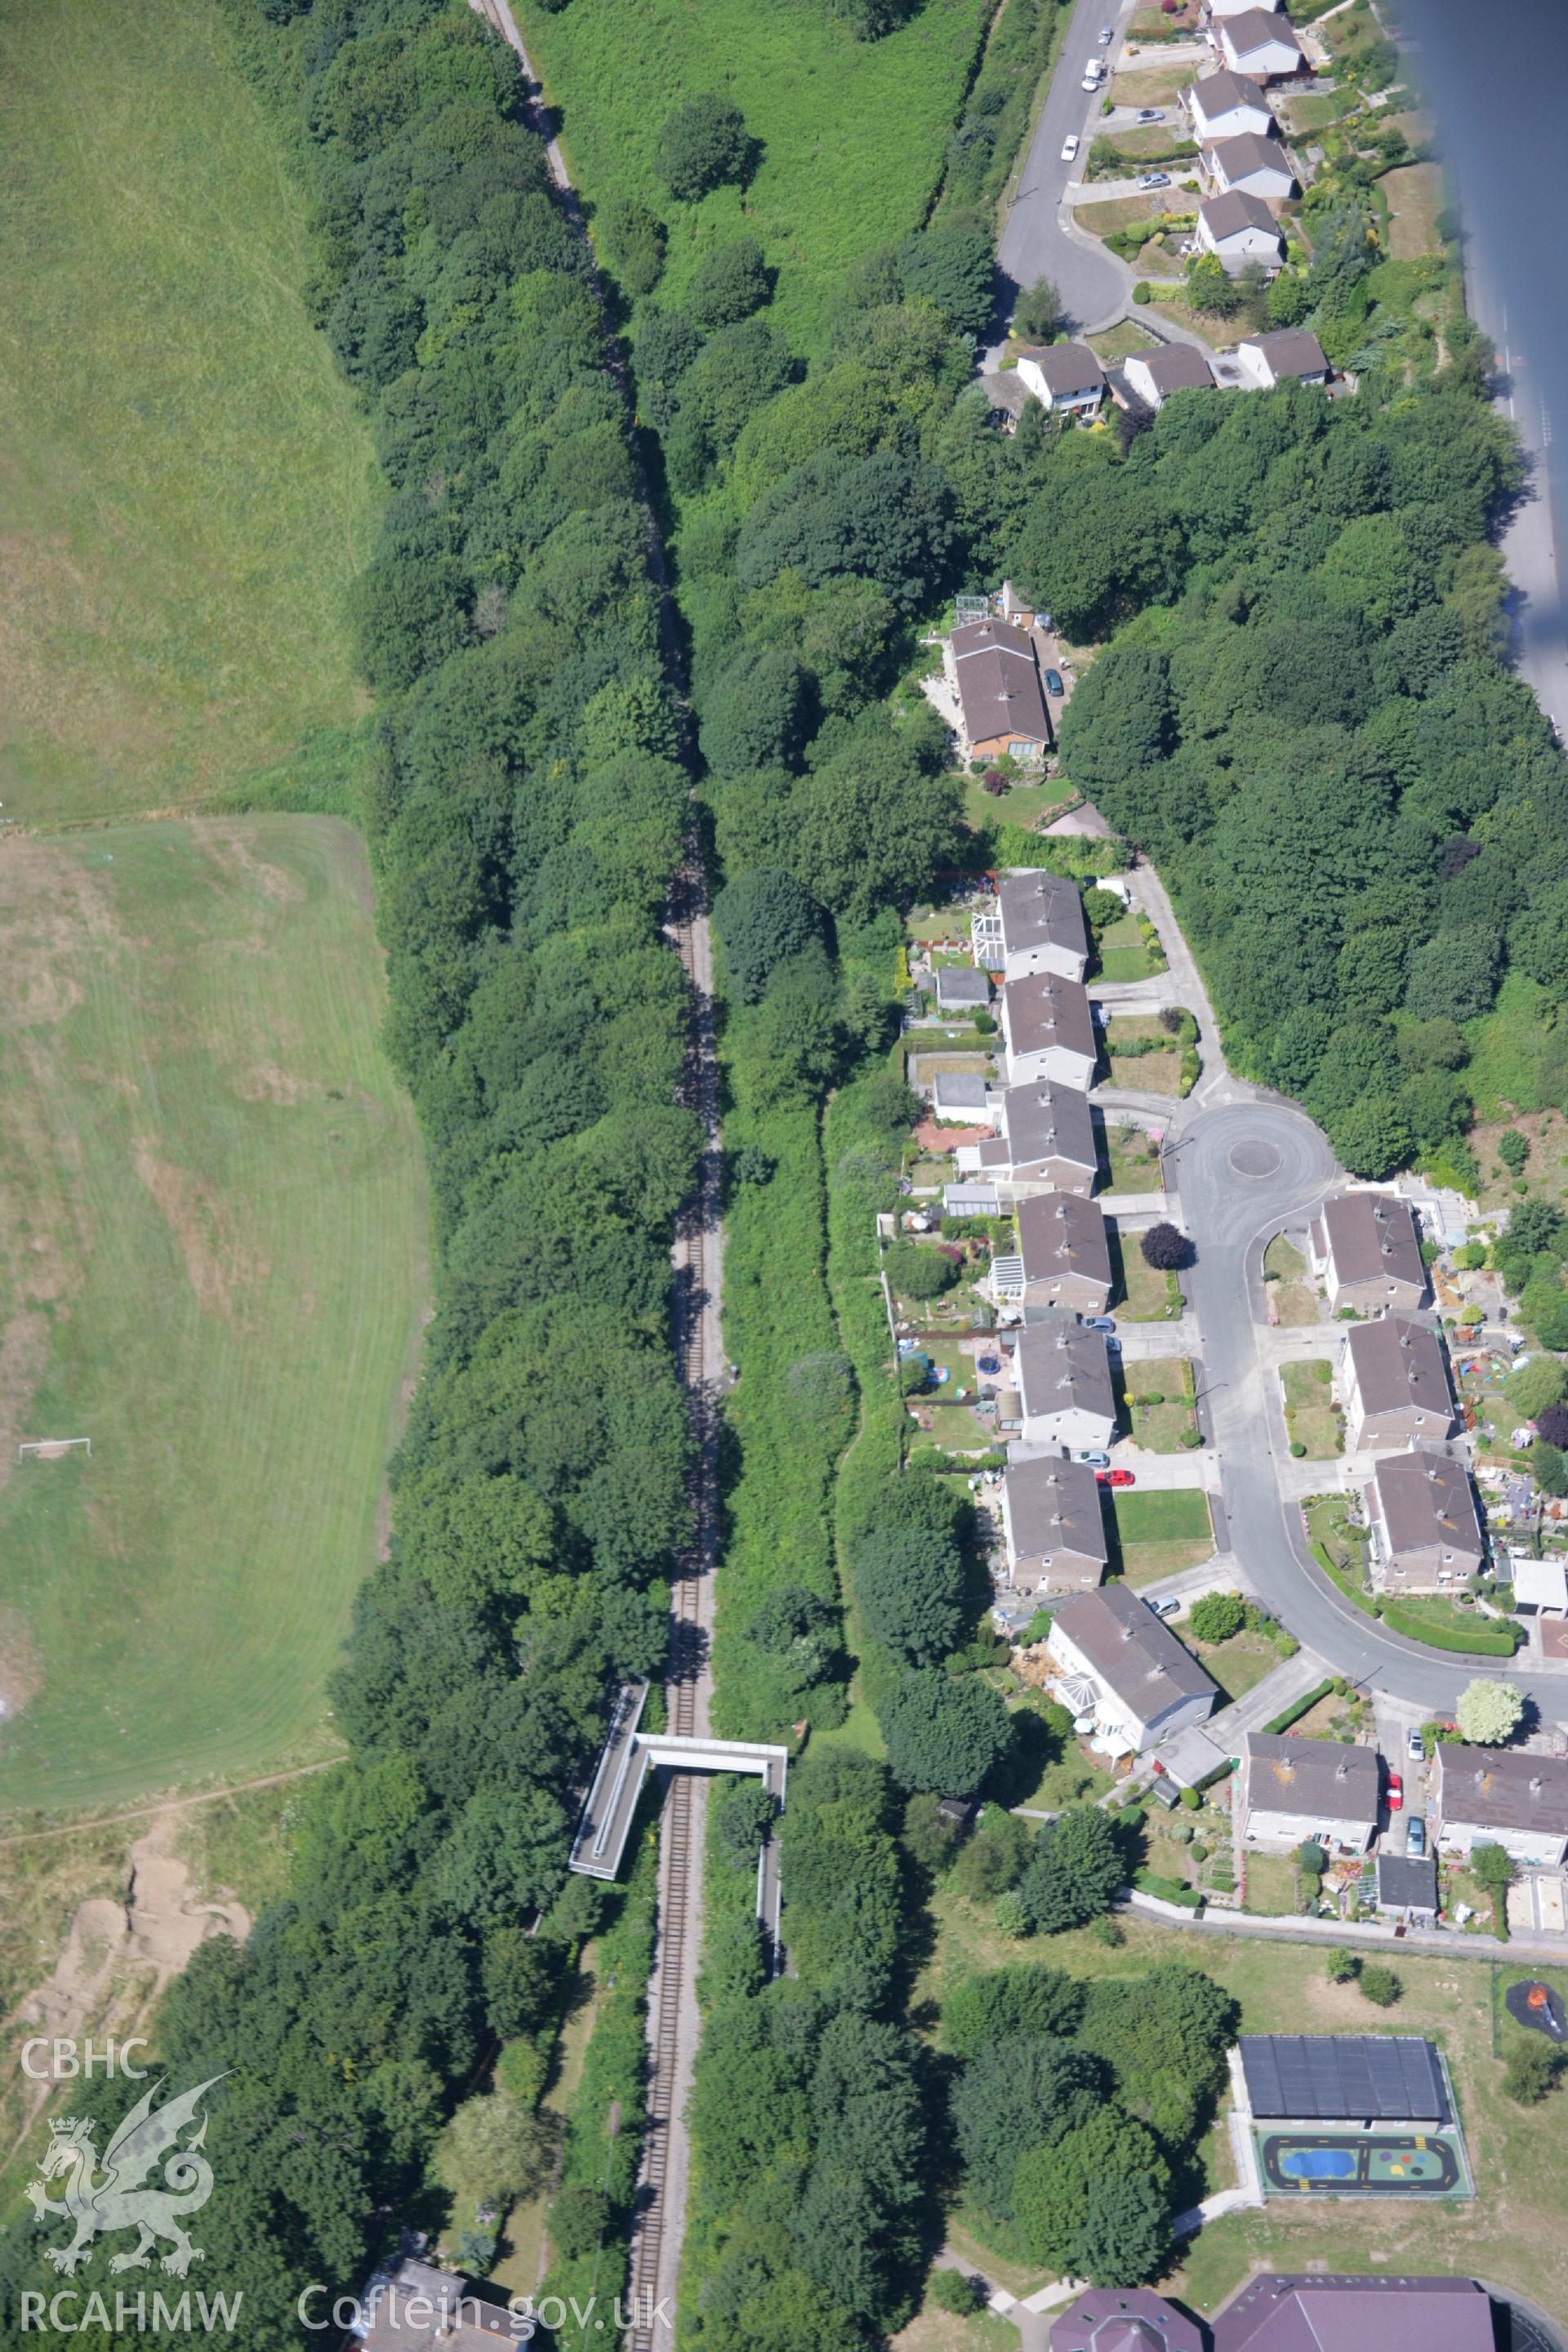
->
[1122, 343, 1215, 412]
[1196, 190, 1286, 274]
[1236, 326, 1330, 386]
[1204, 131, 1296, 200]
[1000, 1453, 1109, 1595]
[956, 1080, 1099, 1192]
[1341, 1315, 1456, 1454]
[1307, 1190, 1428, 1313]
[1013, 1312, 1116, 1450]
[1363, 1451, 1485, 1590]
[992, 1190, 1112, 1317]
[1186, 68, 1276, 143]
[1046, 1584, 1218, 1755]
[1432, 1742, 1568, 1867]
[973, 870, 1091, 982]
[1015, 341, 1107, 416]
[1238, 1730, 1379, 1854]
[947, 617, 1054, 762]
[1002, 971, 1098, 1088]
[1216, 7, 1303, 78]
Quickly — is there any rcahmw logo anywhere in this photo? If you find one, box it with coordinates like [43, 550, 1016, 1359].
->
[18, 2069, 240, 2331]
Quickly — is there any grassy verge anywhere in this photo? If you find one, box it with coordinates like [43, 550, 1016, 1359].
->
[1121, 1356, 1199, 1452]
[1281, 1357, 1341, 1458]
[0, 0, 376, 823]
[0, 817, 425, 1813]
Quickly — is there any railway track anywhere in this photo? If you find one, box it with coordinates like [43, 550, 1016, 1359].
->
[461, 11, 722, 2341]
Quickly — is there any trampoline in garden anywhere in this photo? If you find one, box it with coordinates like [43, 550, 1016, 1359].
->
[1506, 1979, 1568, 2042]
[1259, 2132, 1463, 2196]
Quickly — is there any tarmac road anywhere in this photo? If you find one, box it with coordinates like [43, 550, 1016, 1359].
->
[1174, 1101, 1556, 1714]
[996, 0, 1136, 332]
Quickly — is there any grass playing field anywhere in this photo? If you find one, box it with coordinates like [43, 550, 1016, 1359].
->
[0, 0, 379, 824]
[510, 0, 991, 352]
[0, 817, 426, 1816]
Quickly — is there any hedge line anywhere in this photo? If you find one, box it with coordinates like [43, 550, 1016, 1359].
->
[1263, 1680, 1337, 1735]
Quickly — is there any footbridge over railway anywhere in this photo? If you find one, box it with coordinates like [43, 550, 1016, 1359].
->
[568, 1678, 788, 1955]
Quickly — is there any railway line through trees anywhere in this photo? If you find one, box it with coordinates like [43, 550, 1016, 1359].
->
[465, 7, 725, 2344]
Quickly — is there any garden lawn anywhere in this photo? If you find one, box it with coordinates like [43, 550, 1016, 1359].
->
[915, 1907, 1568, 2323]
[1242, 1851, 1301, 1917]
[1107, 61, 1195, 108]
[1187, 1628, 1283, 1705]
[1112, 1487, 1212, 1558]
[1263, 1236, 1320, 1325]
[1383, 163, 1445, 260]
[1281, 1357, 1341, 1457]
[1073, 193, 1169, 243]
[1121, 1356, 1197, 1451]
[0, 818, 426, 1814]
[1280, 87, 1360, 133]
[1086, 321, 1159, 368]
[510, 0, 991, 354]
[1106, 1015, 1182, 1095]
[960, 775, 1073, 833]
[1094, 910, 1160, 981]
[1109, 1225, 1184, 1322]
[0, 0, 377, 824]
[1102, 1123, 1165, 1194]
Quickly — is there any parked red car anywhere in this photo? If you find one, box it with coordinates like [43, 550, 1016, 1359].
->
[1095, 1468, 1137, 1488]
[1386, 1772, 1404, 1811]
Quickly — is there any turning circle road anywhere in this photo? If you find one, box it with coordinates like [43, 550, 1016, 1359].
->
[1174, 1099, 1552, 1713]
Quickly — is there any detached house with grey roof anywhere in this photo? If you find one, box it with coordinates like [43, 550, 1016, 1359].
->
[1014, 1312, 1116, 1451]
[1196, 189, 1286, 274]
[1000, 1454, 1109, 1596]
[1433, 1743, 1568, 1868]
[1364, 1451, 1486, 1592]
[1239, 1730, 1380, 1855]
[1204, 130, 1296, 201]
[973, 871, 1090, 984]
[948, 618, 1054, 763]
[1217, 7, 1303, 78]
[1187, 67, 1276, 143]
[1343, 1316, 1456, 1454]
[992, 1191, 1112, 1318]
[1046, 1584, 1218, 1755]
[956, 1080, 1099, 1194]
[1015, 341, 1107, 417]
[1308, 1190, 1428, 1314]
[1002, 971, 1098, 1089]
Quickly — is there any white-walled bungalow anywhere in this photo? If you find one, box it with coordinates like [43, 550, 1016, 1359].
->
[1236, 327, 1331, 387]
[1217, 8, 1303, 78]
[1123, 344, 1216, 412]
[1205, 131, 1297, 202]
[1015, 342, 1107, 416]
[1187, 69, 1276, 145]
[1196, 189, 1286, 275]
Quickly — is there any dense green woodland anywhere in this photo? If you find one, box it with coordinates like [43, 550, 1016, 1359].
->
[2, 0, 697, 2339]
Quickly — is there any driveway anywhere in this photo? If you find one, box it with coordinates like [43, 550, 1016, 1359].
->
[996, 0, 1138, 332]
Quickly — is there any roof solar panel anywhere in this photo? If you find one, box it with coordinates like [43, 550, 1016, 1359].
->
[1239, 2035, 1447, 2123]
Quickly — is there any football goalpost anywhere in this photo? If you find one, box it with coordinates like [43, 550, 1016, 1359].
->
[18, 1438, 91, 1462]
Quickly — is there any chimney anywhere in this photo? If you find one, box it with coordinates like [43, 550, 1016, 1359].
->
[1336, 1758, 1348, 1781]
[1531, 1775, 1544, 1795]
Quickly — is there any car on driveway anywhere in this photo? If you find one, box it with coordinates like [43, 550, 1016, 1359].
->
[1135, 107, 1165, 123]
[1045, 668, 1065, 696]
[1387, 1772, 1403, 1812]
[1083, 1316, 1116, 1333]
[1152, 1597, 1182, 1619]
[1062, 133, 1080, 163]
[1406, 1812, 1427, 1856]
[1076, 1449, 1111, 1468]
[1097, 1468, 1137, 1488]
[1136, 172, 1170, 190]
[1407, 1726, 1424, 1762]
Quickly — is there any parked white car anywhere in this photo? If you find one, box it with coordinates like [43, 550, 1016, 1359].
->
[1062, 132, 1080, 163]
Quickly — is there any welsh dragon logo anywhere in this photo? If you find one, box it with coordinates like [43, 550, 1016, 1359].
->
[25, 2074, 229, 2278]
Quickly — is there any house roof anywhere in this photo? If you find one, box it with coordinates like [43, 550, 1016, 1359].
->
[1346, 1315, 1453, 1420]
[1049, 1584, 1218, 1713]
[1016, 1191, 1112, 1290]
[1237, 2034, 1449, 2123]
[1018, 340, 1107, 399]
[1242, 1731, 1379, 1825]
[997, 870, 1090, 965]
[1200, 188, 1284, 243]
[934, 965, 991, 1009]
[995, 1080, 1098, 1172]
[1004, 1453, 1109, 1568]
[1377, 1851, 1439, 1911]
[1004, 971, 1097, 1065]
[1209, 130, 1294, 185]
[1221, 9, 1302, 60]
[1321, 1190, 1425, 1292]
[1213, 2274, 1495, 2352]
[951, 617, 1053, 747]
[1190, 69, 1276, 126]
[1050, 2289, 1205, 2352]
[1241, 325, 1330, 378]
[1435, 1741, 1568, 1834]
[1016, 1311, 1116, 1428]
[1133, 343, 1216, 395]
[360, 2261, 519, 2349]
[1367, 1452, 1484, 1562]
